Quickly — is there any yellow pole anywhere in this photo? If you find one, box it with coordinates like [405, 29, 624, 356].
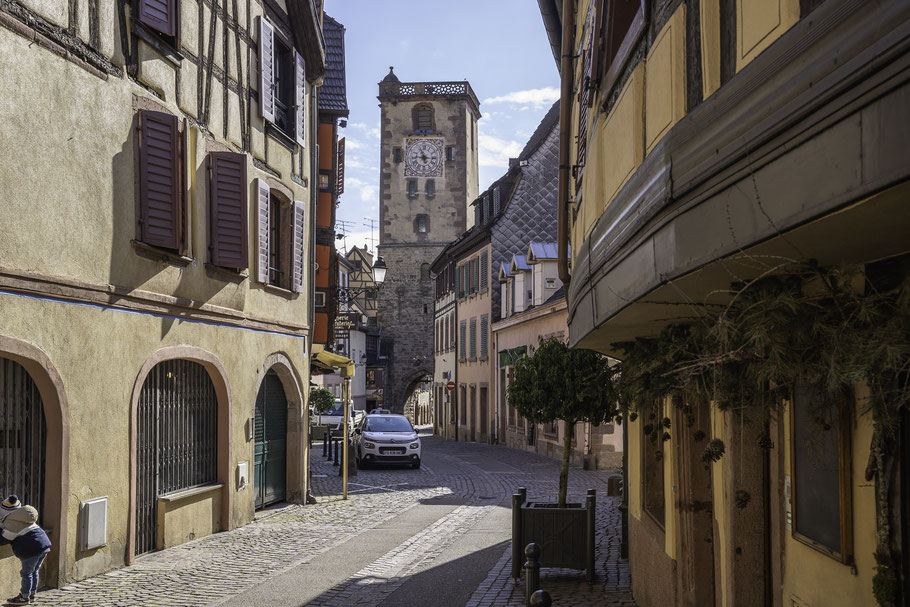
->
[342, 376, 350, 500]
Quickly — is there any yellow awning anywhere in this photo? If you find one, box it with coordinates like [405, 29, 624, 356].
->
[313, 351, 355, 378]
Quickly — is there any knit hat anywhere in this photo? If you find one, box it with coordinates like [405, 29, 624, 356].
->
[1, 495, 22, 512]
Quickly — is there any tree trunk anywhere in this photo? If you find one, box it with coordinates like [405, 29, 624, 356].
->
[559, 420, 574, 508]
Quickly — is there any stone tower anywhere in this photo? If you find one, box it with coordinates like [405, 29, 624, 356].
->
[376, 67, 480, 413]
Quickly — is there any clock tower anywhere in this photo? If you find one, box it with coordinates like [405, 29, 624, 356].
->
[375, 67, 481, 414]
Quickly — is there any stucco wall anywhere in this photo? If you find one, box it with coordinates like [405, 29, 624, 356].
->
[456, 243, 492, 441]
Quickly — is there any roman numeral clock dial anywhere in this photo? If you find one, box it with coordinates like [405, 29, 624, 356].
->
[404, 137, 445, 178]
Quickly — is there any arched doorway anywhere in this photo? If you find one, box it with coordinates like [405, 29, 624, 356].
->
[0, 357, 47, 518]
[254, 369, 288, 509]
[136, 359, 218, 555]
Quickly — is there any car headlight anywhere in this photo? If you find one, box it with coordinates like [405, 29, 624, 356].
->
[410, 443, 419, 449]
[363, 442, 376, 449]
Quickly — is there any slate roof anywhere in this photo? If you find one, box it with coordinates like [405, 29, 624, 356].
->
[511, 255, 530, 272]
[319, 15, 348, 115]
[498, 262, 512, 281]
[381, 66, 400, 83]
[528, 242, 558, 261]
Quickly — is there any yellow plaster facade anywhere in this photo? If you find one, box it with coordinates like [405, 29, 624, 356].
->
[737, 0, 800, 71]
[645, 5, 687, 153]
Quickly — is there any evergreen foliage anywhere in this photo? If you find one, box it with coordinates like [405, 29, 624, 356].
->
[508, 337, 619, 507]
[309, 387, 335, 414]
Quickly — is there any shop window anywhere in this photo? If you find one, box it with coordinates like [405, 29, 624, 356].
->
[643, 417, 665, 527]
[791, 382, 853, 562]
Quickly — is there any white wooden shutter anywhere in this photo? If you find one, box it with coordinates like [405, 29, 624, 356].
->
[294, 50, 306, 148]
[291, 201, 306, 293]
[259, 17, 276, 124]
[256, 178, 270, 283]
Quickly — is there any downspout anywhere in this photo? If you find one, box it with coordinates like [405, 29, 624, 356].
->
[557, 0, 575, 286]
[454, 267, 459, 442]
[305, 82, 318, 505]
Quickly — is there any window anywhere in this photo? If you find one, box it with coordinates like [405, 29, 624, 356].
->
[460, 386, 467, 424]
[446, 146, 455, 161]
[545, 278, 557, 288]
[643, 416, 665, 527]
[420, 263, 430, 281]
[137, 110, 186, 253]
[459, 321, 467, 361]
[469, 317, 477, 360]
[407, 180, 417, 198]
[480, 315, 488, 359]
[259, 17, 306, 147]
[0, 358, 46, 522]
[209, 152, 248, 269]
[415, 214, 428, 234]
[492, 187, 501, 215]
[425, 179, 435, 198]
[255, 178, 305, 292]
[480, 251, 488, 291]
[474, 203, 481, 227]
[791, 383, 853, 562]
[314, 292, 326, 307]
[415, 104, 433, 130]
[394, 147, 402, 163]
[601, 0, 648, 101]
[318, 171, 330, 190]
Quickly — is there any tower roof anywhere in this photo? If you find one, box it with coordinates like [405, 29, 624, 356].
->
[381, 66, 400, 83]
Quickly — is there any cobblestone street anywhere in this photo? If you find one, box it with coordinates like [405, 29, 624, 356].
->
[32, 432, 635, 606]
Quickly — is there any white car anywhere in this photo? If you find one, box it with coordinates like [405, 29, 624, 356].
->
[353, 414, 421, 469]
[312, 400, 359, 432]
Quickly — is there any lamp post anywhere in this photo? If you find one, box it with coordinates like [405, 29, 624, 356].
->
[337, 255, 386, 500]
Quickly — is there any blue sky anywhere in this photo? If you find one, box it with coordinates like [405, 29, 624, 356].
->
[324, 0, 560, 253]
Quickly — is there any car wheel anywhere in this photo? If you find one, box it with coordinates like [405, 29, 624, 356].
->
[411, 459, 421, 470]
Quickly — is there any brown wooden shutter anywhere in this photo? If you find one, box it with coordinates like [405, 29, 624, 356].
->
[294, 50, 306, 147]
[336, 138, 345, 195]
[209, 152, 248, 269]
[138, 0, 176, 37]
[589, 0, 605, 96]
[575, 19, 595, 183]
[259, 17, 276, 124]
[291, 201, 306, 293]
[256, 178, 270, 282]
[139, 110, 181, 250]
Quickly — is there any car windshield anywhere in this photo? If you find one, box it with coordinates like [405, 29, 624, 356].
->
[322, 404, 344, 416]
[364, 416, 413, 433]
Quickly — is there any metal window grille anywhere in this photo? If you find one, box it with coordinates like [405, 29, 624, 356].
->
[137, 359, 217, 555]
[0, 358, 46, 515]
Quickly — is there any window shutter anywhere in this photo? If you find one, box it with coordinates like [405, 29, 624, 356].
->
[259, 17, 276, 124]
[470, 318, 477, 359]
[455, 264, 461, 298]
[480, 252, 488, 290]
[139, 110, 181, 250]
[460, 321, 466, 360]
[138, 0, 175, 36]
[480, 315, 488, 359]
[294, 50, 306, 147]
[493, 187, 501, 215]
[473, 256, 479, 294]
[209, 152, 248, 269]
[291, 201, 306, 293]
[256, 178, 270, 282]
[336, 138, 345, 194]
[576, 10, 596, 174]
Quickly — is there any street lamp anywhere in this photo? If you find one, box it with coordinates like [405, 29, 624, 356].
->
[371, 256, 388, 284]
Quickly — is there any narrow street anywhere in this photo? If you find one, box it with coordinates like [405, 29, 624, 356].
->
[32, 432, 634, 606]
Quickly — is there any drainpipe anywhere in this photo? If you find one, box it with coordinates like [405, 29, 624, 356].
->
[557, 0, 575, 287]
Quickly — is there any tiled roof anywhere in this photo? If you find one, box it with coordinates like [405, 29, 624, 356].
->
[528, 242, 558, 261]
[319, 15, 348, 115]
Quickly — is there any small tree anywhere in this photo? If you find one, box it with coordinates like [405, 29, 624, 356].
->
[508, 337, 618, 507]
[309, 387, 335, 414]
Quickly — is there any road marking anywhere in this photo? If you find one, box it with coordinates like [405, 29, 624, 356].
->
[346, 482, 410, 494]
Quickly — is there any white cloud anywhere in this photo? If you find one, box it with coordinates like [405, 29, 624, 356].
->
[478, 134, 523, 168]
[482, 87, 560, 109]
[347, 123, 381, 139]
[345, 139, 364, 150]
[359, 185, 378, 203]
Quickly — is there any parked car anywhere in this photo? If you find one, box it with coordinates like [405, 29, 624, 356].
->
[311, 400, 359, 432]
[353, 414, 421, 469]
[367, 408, 391, 415]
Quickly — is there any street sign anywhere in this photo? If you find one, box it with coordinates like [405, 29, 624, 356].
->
[333, 313, 358, 340]
[446, 381, 455, 391]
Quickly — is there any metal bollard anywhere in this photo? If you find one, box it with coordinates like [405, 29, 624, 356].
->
[586, 489, 596, 583]
[529, 590, 552, 607]
[524, 542, 541, 607]
[333, 435, 340, 466]
[322, 431, 328, 457]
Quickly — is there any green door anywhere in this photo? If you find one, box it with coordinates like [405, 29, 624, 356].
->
[254, 370, 287, 509]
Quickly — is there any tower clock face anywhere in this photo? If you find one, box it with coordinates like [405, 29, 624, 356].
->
[404, 137, 445, 178]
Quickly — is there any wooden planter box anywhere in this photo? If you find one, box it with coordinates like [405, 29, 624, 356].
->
[511, 488, 596, 583]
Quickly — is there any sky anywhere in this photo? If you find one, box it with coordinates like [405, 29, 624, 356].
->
[324, 0, 560, 254]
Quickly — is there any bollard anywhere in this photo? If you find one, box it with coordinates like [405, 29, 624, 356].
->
[524, 542, 541, 607]
[322, 431, 328, 457]
[586, 489, 596, 583]
[511, 493, 523, 581]
[326, 433, 332, 460]
[529, 590, 552, 607]
[333, 435, 339, 466]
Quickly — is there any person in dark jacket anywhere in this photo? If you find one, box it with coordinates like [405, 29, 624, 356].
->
[0, 495, 51, 605]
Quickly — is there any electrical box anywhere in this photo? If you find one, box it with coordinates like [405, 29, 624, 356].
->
[79, 497, 108, 551]
[236, 461, 249, 491]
